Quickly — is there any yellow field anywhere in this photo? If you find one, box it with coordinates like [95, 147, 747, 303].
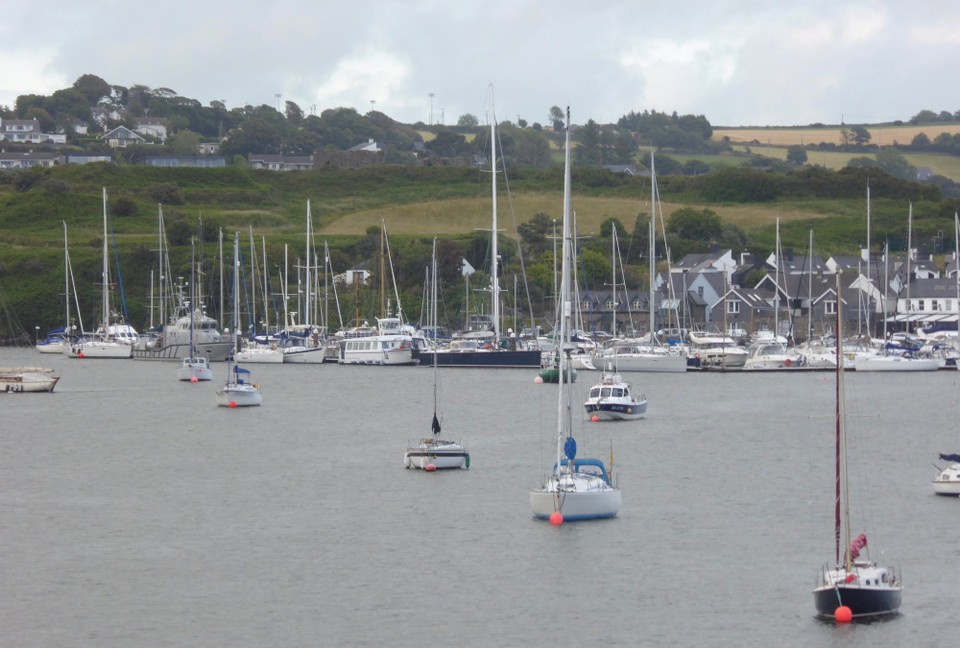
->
[714, 124, 960, 147]
[317, 193, 828, 238]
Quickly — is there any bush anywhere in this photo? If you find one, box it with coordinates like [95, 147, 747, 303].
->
[146, 182, 183, 205]
[112, 196, 139, 217]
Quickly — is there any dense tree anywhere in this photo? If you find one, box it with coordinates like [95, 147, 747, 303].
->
[851, 125, 871, 146]
[549, 106, 564, 131]
[457, 113, 478, 127]
[575, 119, 602, 165]
[786, 145, 808, 165]
[72, 74, 111, 104]
[425, 129, 468, 156]
[667, 207, 723, 242]
[911, 132, 931, 148]
[285, 100, 304, 124]
[876, 147, 916, 181]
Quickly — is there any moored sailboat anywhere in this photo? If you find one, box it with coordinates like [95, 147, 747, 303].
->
[405, 239, 469, 470]
[216, 233, 262, 408]
[178, 240, 213, 382]
[813, 273, 901, 620]
[530, 108, 621, 523]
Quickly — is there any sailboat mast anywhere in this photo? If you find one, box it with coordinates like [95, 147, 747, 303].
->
[189, 239, 196, 355]
[101, 187, 109, 334]
[837, 270, 852, 570]
[233, 232, 241, 355]
[866, 183, 872, 334]
[63, 221, 70, 334]
[649, 152, 656, 340]
[834, 271, 843, 565]
[305, 200, 312, 328]
[558, 107, 573, 461]
[490, 97, 500, 343]
[611, 227, 618, 339]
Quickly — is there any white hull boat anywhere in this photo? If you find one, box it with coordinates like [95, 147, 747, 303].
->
[531, 107, 620, 524]
[934, 455, 960, 496]
[855, 355, 940, 372]
[178, 357, 213, 382]
[216, 382, 262, 407]
[68, 339, 133, 359]
[235, 345, 285, 363]
[584, 373, 647, 421]
[0, 367, 60, 393]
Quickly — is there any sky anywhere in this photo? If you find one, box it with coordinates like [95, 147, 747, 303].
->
[1, 0, 958, 128]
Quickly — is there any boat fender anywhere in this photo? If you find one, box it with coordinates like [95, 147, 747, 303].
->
[464, 453, 470, 469]
[784, 358, 792, 367]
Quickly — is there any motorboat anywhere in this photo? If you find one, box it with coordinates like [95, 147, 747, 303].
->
[933, 453, 960, 496]
[584, 373, 647, 421]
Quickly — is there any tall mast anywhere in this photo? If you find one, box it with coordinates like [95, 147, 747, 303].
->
[648, 152, 656, 340]
[101, 187, 110, 334]
[305, 200, 312, 327]
[866, 183, 872, 334]
[557, 106, 573, 469]
[490, 88, 500, 343]
[834, 271, 843, 565]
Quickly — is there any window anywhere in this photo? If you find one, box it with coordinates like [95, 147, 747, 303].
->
[727, 300, 740, 315]
[931, 299, 939, 311]
[825, 301, 836, 315]
[697, 286, 704, 297]
[605, 299, 616, 309]
[918, 299, 925, 312]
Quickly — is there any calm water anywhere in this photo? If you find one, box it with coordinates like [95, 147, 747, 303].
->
[2, 347, 959, 647]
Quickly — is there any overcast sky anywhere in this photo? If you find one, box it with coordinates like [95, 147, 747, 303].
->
[2, 1, 957, 128]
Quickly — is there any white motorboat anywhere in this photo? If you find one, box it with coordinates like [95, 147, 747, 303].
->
[584, 373, 647, 421]
[742, 341, 802, 370]
[338, 317, 417, 365]
[530, 107, 620, 523]
[855, 354, 940, 372]
[688, 330, 748, 370]
[0, 367, 60, 393]
[933, 454, 960, 496]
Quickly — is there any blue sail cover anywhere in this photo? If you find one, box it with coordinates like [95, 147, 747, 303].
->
[940, 453, 960, 462]
[564, 437, 577, 461]
[234, 365, 251, 375]
[432, 413, 441, 435]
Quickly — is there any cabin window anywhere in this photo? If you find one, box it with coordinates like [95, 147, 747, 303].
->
[825, 301, 836, 315]
[727, 301, 740, 315]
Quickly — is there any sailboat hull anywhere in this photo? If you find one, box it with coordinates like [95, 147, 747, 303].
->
[813, 585, 902, 618]
[404, 441, 469, 470]
[419, 349, 541, 368]
[216, 384, 262, 407]
[530, 488, 621, 521]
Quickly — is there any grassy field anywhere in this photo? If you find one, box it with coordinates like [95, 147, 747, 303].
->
[714, 123, 960, 147]
[732, 145, 960, 181]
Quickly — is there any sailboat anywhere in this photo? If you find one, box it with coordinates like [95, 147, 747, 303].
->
[813, 272, 901, 620]
[417, 91, 541, 369]
[178, 239, 213, 382]
[591, 152, 686, 373]
[404, 239, 469, 470]
[216, 233, 262, 407]
[68, 188, 134, 359]
[38, 222, 83, 354]
[530, 108, 621, 523]
[282, 200, 328, 363]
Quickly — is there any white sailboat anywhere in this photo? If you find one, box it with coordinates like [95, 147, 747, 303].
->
[283, 200, 328, 363]
[813, 272, 901, 620]
[178, 239, 214, 382]
[405, 238, 469, 470]
[530, 108, 621, 523]
[68, 188, 134, 359]
[38, 222, 83, 354]
[592, 152, 686, 373]
[217, 233, 262, 407]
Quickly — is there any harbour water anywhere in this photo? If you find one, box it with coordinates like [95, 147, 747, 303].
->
[3, 347, 959, 647]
